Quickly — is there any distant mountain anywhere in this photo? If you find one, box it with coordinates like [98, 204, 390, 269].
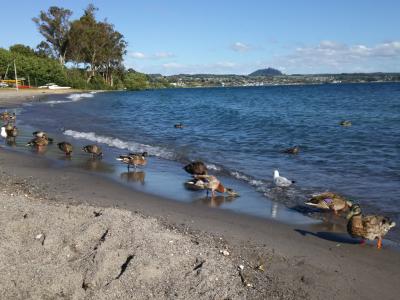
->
[249, 67, 283, 76]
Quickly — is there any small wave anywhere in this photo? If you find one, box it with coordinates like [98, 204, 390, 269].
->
[63, 130, 176, 160]
[66, 93, 94, 101]
[206, 163, 222, 171]
[45, 93, 94, 105]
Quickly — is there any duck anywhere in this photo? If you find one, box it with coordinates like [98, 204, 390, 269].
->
[191, 174, 238, 197]
[82, 145, 103, 158]
[347, 204, 396, 249]
[305, 192, 353, 214]
[0, 111, 11, 121]
[273, 170, 295, 187]
[32, 131, 54, 143]
[26, 136, 49, 147]
[5, 125, 18, 139]
[184, 161, 208, 175]
[283, 145, 300, 154]
[116, 152, 147, 170]
[340, 120, 352, 127]
[174, 123, 184, 129]
[57, 142, 73, 156]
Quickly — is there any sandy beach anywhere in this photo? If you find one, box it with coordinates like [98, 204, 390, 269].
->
[1, 90, 400, 299]
[0, 88, 85, 107]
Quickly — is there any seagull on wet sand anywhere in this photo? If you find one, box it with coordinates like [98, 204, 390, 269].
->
[273, 170, 295, 187]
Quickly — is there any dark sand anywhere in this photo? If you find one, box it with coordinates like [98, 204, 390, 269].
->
[0, 148, 399, 300]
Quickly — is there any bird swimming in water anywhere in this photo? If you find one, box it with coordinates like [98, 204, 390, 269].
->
[184, 161, 208, 175]
[116, 152, 148, 171]
[283, 145, 300, 154]
[57, 142, 73, 156]
[347, 204, 396, 249]
[82, 144, 103, 158]
[340, 120, 352, 127]
[174, 123, 184, 129]
[190, 174, 238, 197]
[273, 170, 295, 187]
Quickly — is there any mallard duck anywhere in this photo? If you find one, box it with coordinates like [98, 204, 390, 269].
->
[5, 125, 18, 138]
[305, 192, 353, 214]
[57, 142, 73, 156]
[191, 175, 238, 197]
[82, 145, 103, 158]
[174, 123, 184, 129]
[273, 170, 295, 187]
[26, 136, 49, 147]
[283, 145, 300, 154]
[184, 161, 208, 175]
[0, 111, 11, 121]
[347, 204, 396, 249]
[116, 152, 147, 170]
[340, 120, 352, 127]
[32, 131, 54, 143]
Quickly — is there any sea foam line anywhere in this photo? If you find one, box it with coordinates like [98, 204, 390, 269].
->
[46, 93, 94, 104]
[63, 129, 176, 159]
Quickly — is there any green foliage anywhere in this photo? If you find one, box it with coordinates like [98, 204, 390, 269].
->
[0, 48, 68, 86]
[123, 71, 150, 90]
[9, 44, 36, 57]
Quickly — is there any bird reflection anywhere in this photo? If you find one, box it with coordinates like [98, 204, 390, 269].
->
[30, 145, 48, 154]
[270, 203, 278, 219]
[84, 158, 102, 171]
[5, 137, 16, 147]
[120, 171, 146, 184]
[194, 195, 237, 208]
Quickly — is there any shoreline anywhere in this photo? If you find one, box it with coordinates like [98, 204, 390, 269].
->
[0, 88, 87, 108]
[0, 148, 399, 299]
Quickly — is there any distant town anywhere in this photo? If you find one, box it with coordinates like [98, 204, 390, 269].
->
[149, 68, 400, 88]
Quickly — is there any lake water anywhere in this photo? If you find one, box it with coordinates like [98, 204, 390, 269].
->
[9, 83, 400, 240]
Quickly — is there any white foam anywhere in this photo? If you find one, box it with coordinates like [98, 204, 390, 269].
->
[206, 163, 221, 171]
[46, 93, 94, 105]
[230, 171, 250, 181]
[63, 130, 175, 160]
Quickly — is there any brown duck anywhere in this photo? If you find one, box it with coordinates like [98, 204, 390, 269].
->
[305, 192, 353, 214]
[82, 144, 103, 158]
[116, 152, 148, 170]
[347, 204, 396, 249]
[184, 161, 208, 175]
[27, 136, 49, 147]
[58, 142, 73, 156]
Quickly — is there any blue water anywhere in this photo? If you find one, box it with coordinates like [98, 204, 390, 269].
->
[13, 83, 400, 239]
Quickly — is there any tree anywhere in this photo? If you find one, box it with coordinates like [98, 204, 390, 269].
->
[35, 41, 55, 59]
[9, 44, 36, 57]
[33, 6, 72, 65]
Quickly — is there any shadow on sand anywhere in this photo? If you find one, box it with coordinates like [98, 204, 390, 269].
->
[294, 229, 361, 244]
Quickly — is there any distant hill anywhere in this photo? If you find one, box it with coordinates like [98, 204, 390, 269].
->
[249, 67, 283, 76]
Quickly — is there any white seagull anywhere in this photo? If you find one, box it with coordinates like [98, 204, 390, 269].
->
[273, 170, 295, 187]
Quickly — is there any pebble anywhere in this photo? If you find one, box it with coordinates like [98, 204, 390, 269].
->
[35, 234, 43, 240]
[220, 250, 230, 256]
[238, 265, 244, 270]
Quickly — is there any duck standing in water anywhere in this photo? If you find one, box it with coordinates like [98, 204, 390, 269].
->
[82, 145, 103, 158]
[184, 161, 208, 175]
[305, 192, 353, 215]
[116, 152, 148, 171]
[192, 174, 238, 197]
[26, 136, 49, 147]
[273, 170, 295, 187]
[57, 142, 73, 156]
[32, 131, 54, 143]
[347, 204, 396, 249]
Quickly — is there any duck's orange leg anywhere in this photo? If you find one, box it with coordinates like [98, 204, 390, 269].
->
[377, 238, 382, 249]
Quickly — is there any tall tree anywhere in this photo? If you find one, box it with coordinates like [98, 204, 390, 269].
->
[33, 6, 72, 65]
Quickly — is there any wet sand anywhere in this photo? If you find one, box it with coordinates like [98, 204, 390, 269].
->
[0, 148, 399, 299]
[0, 88, 85, 107]
[1, 91, 400, 299]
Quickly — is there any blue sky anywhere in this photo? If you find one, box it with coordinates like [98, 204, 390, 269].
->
[1, 0, 400, 75]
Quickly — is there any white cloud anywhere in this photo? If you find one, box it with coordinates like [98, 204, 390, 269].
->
[130, 51, 146, 59]
[129, 51, 175, 60]
[231, 42, 251, 52]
